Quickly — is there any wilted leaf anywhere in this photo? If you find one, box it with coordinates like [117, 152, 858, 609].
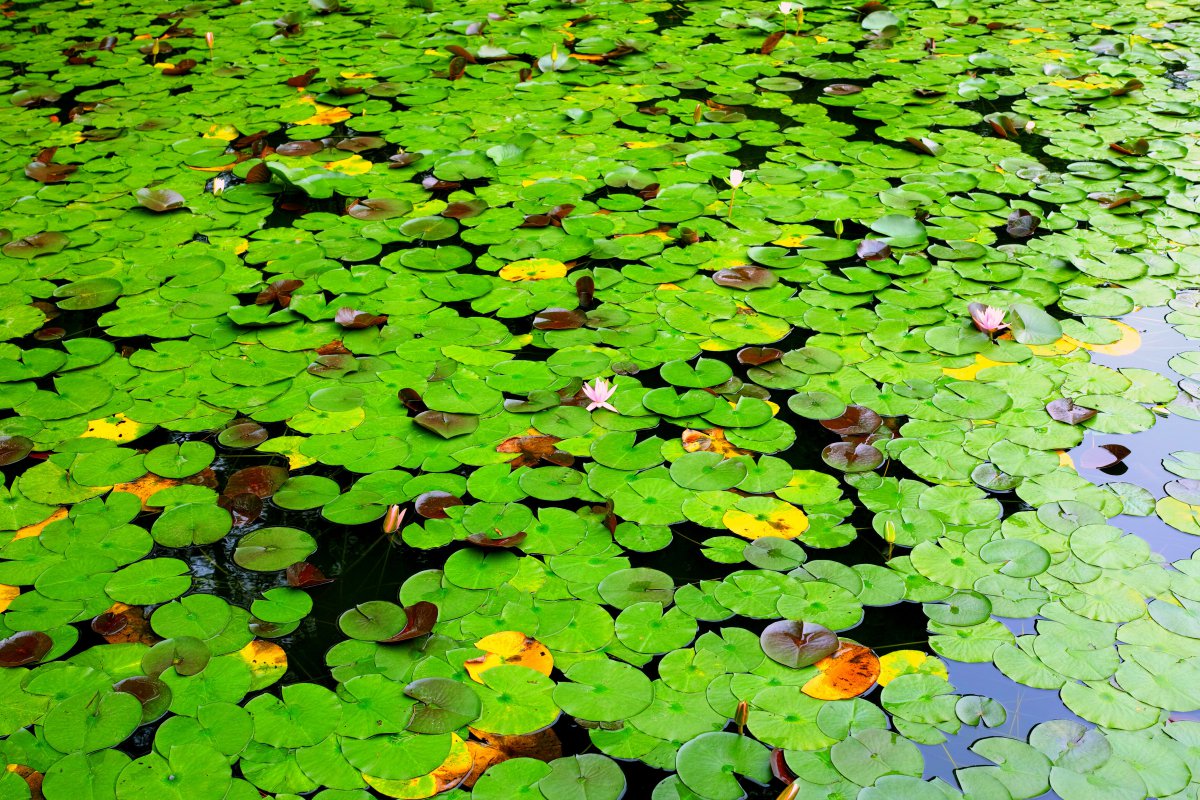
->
[415, 411, 479, 438]
[464, 631, 553, 682]
[856, 239, 892, 261]
[713, 266, 777, 290]
[802, 642, 881, 700]
[820, 405, 882, 436]
[533, 308, 586, 330]
[760, 620, 839, 668]
[414, 490, 464, 519]
[334, 307, 388, 328]
[1005, 208, 1040, 238]
[0, 631, 53, 666]
[286, 562, 334, 588]
[1046, 398, 1098, 424]
[135, 187, 186, 212]
[382, 601, 439, 642]
[738, 347, 783, 365]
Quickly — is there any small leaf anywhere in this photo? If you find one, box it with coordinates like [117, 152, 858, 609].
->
[820, 405, 882, 436]
[415, 410, 479, 438]
[0, 631, 53, 666]
[382, 601, 439, 642]
[334, 308, 388, 328]
[737, 347, 783, 365]
[466, 531, 528, 548]
[760, 620, 839, 668]
[712, 266, 777, 290]
[286, 562, 334, 588]
[1005, 209, 1040, 238]
[135, 188, 186, 212]
[1046, 399, 1093, 425]
[414, 490, 464, 519]
[856, 239, 892, 261]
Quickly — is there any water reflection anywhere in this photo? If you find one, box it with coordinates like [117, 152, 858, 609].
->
[1076, 307, 1200, 563]
[924, 306, 1198, 794]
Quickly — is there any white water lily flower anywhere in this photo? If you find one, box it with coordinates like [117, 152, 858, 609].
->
[728, 169, 745, 188]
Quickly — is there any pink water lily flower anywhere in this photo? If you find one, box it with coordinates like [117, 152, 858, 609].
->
[969, 302, 1009, 335]
[583, 378, 618, 413]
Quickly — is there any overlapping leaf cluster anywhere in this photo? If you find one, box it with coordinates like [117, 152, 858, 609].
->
[3, 0, 1200, 797]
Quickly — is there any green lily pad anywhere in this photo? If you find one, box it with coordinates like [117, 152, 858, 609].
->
[233, 528, 318, 571]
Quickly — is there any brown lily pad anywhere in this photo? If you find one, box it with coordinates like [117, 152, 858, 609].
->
[0, 631, 53, 666]
[346, 198, 409, 220]
[2, 231, 69, 259]
[1006, 208, 1041, 238]
[415, 411, 479, 439]
[287, 562, 334, 588]
[713, 266, 777, 290]
[276, 140, 324, 157]
[255, 278, 303, 307]
[533, 308, 586, 330]
[821, 442, 885, 472]
[382, 601, 439, 643]
[218, 492, 263, 528]
[820, 405, 883, 436]
[161, 58, 197, 75]
[25, 160, 77, 183]
[336, 136, 386, 152]
[737, 347, 783, 366]
[466, 531, 528, 548]
[760, 620, 839, 668]
[225, 466, 289, 498]
[414, 491, 465, 519]
[335, 308, 388, 328]
[0, 435, 34, 466]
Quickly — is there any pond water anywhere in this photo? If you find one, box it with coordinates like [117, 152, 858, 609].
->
[2, 0, 1200, 798]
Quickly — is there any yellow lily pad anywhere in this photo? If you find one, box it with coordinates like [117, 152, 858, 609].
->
[723, 498, 809, 540]
[81, 413, 155, 443]
[802, 642, 881, 700]
[14, 508, 67, 541]
[239, 639, 288, 691]
[499, 259, 568, 282]
[464, 631, 554, 683]
[877, 649, 949, 686]
[256, 436, 317, 469]
[1065, 320, 1141, 356]
[364, 734, 471, 798]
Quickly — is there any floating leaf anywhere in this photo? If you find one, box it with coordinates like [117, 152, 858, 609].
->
[0, 630, 52, 666]
[233, 527, 317, 571]
[465, 632, 553, 683]
[406, 677, 483, 734]
[802, 643, 881, 700]
[760, 620, 838, 668]
[135, 188, 186, 212]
